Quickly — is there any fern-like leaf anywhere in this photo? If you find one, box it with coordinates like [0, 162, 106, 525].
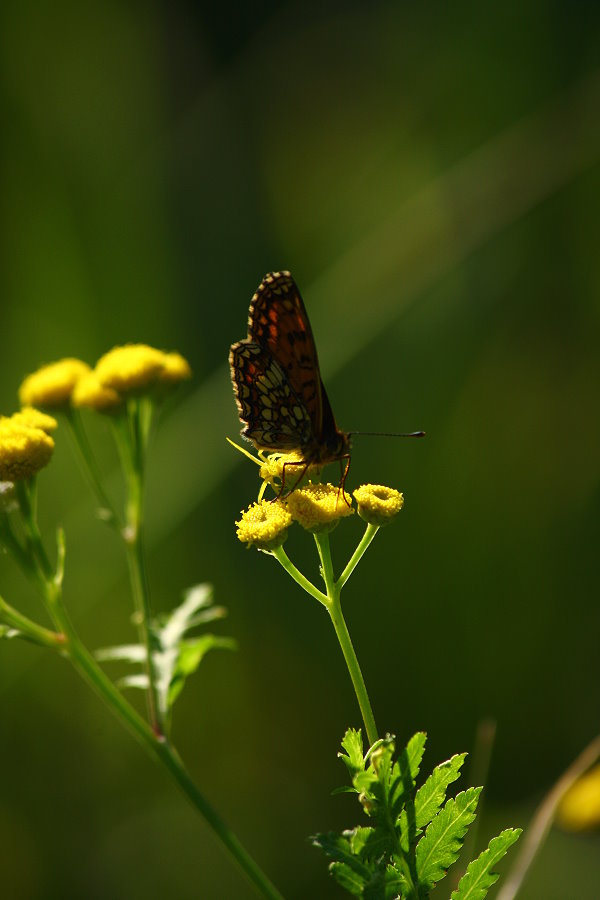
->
[415, 787, 481, 892]
[451, 828, 522, 899]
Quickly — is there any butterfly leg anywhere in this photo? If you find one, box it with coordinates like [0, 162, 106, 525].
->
[335, 454, 352, 508]
[277, 457, 312, 499]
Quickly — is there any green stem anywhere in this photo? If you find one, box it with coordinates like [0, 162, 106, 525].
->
[271, 546, 328, 606]
[19, 509, 283, 900]
[338, 523, 379, 590]
[64, 409, 120, 527]
[313, 532, 379, 746]
[0, 592, 65, 648]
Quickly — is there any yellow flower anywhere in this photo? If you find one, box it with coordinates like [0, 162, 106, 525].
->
[19, 359, 91, 409]
[11, 407, 58, 434]
[95, 344, 191, 396]
[72, 371, 124, 413]
[236, 499, 293, 550]
[557, 765, 600, 832]
[159, 352, 192, 384]
[0, 419, 54, 481]
[353, 484, 404, 526]
[286, 483, 354, 533]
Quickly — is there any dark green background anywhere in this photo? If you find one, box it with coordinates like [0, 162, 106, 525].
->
[1, 2, 598, 898]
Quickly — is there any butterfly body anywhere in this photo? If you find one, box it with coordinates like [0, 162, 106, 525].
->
[229, 272, 350, 479]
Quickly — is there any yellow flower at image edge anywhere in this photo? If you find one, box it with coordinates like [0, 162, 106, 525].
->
[353, 484, 404, 526]
[0, 419, 54, 481]
[286, 483, 354, 533]
[19, 358, 91, 409]
[557, 765, 600, 832]
[95, 344, 191, 395]
[236, 500, 293, 551]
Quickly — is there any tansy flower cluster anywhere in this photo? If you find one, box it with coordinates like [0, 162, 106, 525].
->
[235, 451, 404, 550]
[0, 411, 57, 482]
[19, 345, 191, 414]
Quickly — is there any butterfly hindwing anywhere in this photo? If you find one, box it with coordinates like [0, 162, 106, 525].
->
[229, 339, 313, 450]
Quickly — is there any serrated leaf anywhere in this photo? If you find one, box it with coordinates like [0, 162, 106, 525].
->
[398, 753, 467, 851]
[118, 673, 149, 690]
[167, 635, 236, 708]
[339, 728, 365, 778]
[96, 644, 146, 663]
[95, 583, 233, 724]
[330, 862, 368, 896]
[451, 827, 522, 900]
[415, 787, 481, 891]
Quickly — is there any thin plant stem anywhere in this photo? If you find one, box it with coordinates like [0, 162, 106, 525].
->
[497, 734, 600, 900]
[338, 522, 379, 589]
[0, 592, 65, 648]
[18, 493, 284, 900]
[313, 532, 379, 746]
[64, 409, 120, 526]
[271, 546, 328, 606]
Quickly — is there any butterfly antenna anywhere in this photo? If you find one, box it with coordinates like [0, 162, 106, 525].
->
[348, 430, 426, 438]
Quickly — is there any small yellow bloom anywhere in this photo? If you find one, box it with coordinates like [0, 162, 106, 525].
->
[11, 408, 58, 434]
[19, 359, 91, 409]
[95, 344, 190, 396]
[72, 371, 124, 413]
[236, 499, 293, 550]
[0, 419, 54, 481]
[286, 483, 354, 533]
[159, 352, 192, 384]
[557, 765, 600, 832]
[353, 484, 404, 526]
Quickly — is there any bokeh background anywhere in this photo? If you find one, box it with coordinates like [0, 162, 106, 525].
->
[1, 2, 599, 898]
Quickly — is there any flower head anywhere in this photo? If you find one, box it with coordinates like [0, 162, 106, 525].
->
[94, 344, 190, 396]
[0, 418, 54, 481]
[236, 499, 293, 551]
[557, 765, 600, 832]
[353, 484, 404, 526]
[11, 407, 58, 434]
[72, 371, 124, 413]
[19, 358, 91, 409]
[286, 483, 354, 533]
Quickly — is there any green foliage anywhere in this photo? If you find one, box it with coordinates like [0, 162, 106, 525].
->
[312, 730, 521, 899]
[96, 583, 235, 727]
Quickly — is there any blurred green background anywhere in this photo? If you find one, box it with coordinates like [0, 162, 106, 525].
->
[1, 1, 599, 898]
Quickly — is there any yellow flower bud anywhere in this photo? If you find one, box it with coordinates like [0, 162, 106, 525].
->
[557, 765, 600, 832]
[0, 419, 54, 481]
[159, 352, 192, 384]
[286, 483, 353, 533]
[72, 371, 124, 413]
[353, 484, 404, 526]
[19, 359, 91, 409]
[236, 499, 293, 551]
[11, 407, 58, 434]
[94, 344, 190, 396]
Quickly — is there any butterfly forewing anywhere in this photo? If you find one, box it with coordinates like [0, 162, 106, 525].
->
[230, 270, 350, 469]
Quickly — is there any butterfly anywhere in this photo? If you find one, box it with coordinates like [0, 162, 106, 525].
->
[229, 271, 351, 495]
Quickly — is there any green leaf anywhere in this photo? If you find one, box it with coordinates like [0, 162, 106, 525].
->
[398, 753, 467, 851]
[339, 728, 366, 779]
[451, 828, 522, 899]
[0, 624, 21, 640]
[415, 787, 481, 891]
[96, 583, 234, 723]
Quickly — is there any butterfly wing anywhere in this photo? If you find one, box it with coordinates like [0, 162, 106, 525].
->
[247, 271, 332, 441]
[229, 339, 313, 450]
